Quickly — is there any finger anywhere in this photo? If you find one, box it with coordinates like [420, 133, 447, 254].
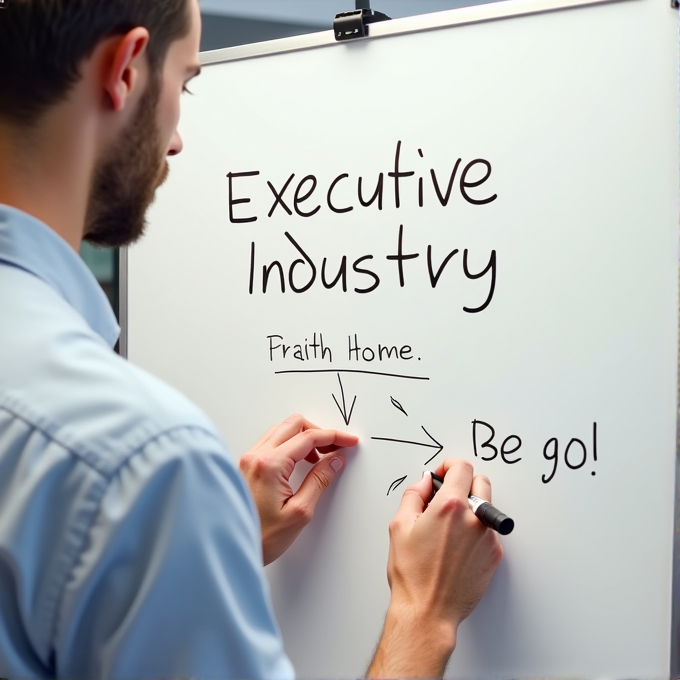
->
[278, 429, 359, 464]
[392, 474, 431, 525]
[269, 416, 359, 451]
[268, 414, 319, 447]
[433, 457, 453, 479]
[470, 473, 492, 503]
[247, 423, 281, 451]
[292, 455, 346, 517]
[437, 459, 475, 501]
[316, 432, 359, 454]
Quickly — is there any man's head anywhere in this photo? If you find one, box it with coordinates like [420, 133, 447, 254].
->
[84, 63, 166, 247]
[0, 0, 202, 246]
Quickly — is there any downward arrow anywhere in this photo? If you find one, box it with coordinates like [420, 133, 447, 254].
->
[332, 373, 357, 426]
[371, 426, 444, 465]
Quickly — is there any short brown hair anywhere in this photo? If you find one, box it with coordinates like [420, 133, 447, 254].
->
[0, 0, 190, 126]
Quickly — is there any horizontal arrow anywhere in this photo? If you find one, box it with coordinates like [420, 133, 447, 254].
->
[371, 426, 443, 465]
[332, 373, 357, 426]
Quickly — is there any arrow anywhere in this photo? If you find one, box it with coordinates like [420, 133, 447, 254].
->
[387, 475, 407, 496]
[332, 373, 357, 426]
[371, 426, 444, 465]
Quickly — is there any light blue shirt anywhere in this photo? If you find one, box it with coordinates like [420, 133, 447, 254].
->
[0, 205, 294, 680]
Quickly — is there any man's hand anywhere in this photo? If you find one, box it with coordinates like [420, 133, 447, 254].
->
[239, 414, 359, 565]
[368, 459, 504, 679]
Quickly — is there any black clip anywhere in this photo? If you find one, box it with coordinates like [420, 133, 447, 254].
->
[333, 8, 391, 41]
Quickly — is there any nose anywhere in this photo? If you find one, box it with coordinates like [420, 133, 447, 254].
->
[167, 130, 183, 156]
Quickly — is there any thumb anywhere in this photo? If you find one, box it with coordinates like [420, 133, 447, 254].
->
[393, 473, 432, 525]
[294, 455, 345, 512]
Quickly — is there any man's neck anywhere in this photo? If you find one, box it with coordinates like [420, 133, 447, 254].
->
[0, 108, 96, 251]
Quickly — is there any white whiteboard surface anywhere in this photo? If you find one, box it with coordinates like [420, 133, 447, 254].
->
[125, 0, 679, 676]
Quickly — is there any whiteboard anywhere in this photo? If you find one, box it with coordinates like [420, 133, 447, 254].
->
[124, 0, 679, 676]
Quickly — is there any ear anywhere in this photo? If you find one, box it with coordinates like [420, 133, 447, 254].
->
[103, 27, 151, 113]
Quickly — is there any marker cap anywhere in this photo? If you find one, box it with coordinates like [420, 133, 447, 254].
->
[477, 503, 515, 535]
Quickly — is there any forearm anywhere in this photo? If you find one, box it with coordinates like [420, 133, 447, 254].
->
[366, 604, 457, 679]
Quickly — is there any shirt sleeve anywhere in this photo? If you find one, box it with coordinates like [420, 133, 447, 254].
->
[53, 426, 294, 680]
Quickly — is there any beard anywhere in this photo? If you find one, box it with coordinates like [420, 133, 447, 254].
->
[83, 74, 169, 248]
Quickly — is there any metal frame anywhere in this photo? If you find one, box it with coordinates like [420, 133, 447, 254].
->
[674, 328, 680, 677]
[118, 246, 128, 359]
[119, 1, 679, 674]
[198, 0, 635, 67]
[674, 471, 679, 679]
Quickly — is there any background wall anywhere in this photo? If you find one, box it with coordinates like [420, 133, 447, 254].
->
[200, 14, 324, 51]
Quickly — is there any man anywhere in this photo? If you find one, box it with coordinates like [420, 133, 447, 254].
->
[0, 1, 503, 678]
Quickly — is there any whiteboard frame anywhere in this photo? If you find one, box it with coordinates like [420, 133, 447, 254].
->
[119, 247, 128, 358]
[119, 0, 680, 674]
[199, 0, 635, 66]
[673, 448, 679, 676]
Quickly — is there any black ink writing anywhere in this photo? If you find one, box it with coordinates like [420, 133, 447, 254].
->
[542, 423, 598, 484]
[268, 333, 333, 362]
[472, 419, 523, 464]
[229, 140, 500, 312]
[247, 225, 496, 311]
[230, 141, 497, 222]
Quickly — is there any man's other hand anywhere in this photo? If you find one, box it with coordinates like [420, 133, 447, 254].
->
[239, 414, 358, 565]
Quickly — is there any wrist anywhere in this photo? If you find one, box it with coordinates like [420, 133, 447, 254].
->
[388, 601, 458, 657]
[367, 603, 457, 678]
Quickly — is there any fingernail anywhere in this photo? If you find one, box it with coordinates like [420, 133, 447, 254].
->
[330, 457, 344, 473]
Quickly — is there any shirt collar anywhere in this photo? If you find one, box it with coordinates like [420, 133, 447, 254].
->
[0, 204, 120, 348]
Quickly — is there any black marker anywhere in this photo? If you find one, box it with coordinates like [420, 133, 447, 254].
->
[427, 472, 515, 536]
